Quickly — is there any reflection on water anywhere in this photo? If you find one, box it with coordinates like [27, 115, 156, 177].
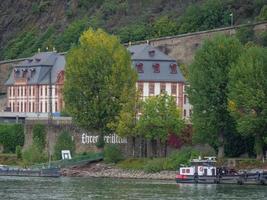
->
[0, 176, 266, 200]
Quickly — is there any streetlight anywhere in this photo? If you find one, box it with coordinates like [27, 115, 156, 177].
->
[230, 13, 234, 26]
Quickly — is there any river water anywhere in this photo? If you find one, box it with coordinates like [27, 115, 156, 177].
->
[0, 176, 266, 200]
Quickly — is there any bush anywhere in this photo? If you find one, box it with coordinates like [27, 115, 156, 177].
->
[32, 124, 46, 150]
[163, 146, 200, 170]
[236, 26, 255, 44]
[16, 146, 22, 159]
[143, 158, 165, 173]
[117, 158, 147, 170]
[53, 130, 75, 160]
[22, 144, 48, 166]
[104, 144, 123, 163]
[0, 124, 24, 153]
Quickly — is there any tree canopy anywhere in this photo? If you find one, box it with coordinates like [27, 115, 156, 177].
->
[64, 28, 137, 142]
[188, 35, 243, 158]
[137, 93, 184, 142]
[228, 46, 267, 159]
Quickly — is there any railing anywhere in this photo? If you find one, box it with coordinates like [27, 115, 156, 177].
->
[31, 152, 103, 169]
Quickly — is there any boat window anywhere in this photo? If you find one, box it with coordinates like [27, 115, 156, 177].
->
[186, 169, 190, 173]
[182, 169, 185, 173]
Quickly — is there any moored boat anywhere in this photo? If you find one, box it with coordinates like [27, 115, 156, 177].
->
[175, 157, 267, 185]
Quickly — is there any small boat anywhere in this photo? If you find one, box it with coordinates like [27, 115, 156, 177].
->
[175, 157, 267, 185]
[0, 165, 60, 178]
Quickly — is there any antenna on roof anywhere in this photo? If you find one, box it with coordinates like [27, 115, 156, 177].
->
[129, 41, 132, 46]
[38, 48, 41, 53]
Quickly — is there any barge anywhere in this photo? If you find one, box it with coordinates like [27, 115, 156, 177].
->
[175, 157, 267, 185]
[0, 165, 60, 178]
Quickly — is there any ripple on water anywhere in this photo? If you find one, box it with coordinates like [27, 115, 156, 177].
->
[0, 176, 266, 200]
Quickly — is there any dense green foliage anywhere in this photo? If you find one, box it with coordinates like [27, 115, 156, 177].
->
[22, 144, 48, 166]
[54, 130, 75, 160]
[188, 35, 243, 158]
[64, 28, 137, 141]
[1, 0, 267, 59]
[137, 93, 184, 142]
[228, 46, 267, 159]
[0, 124, 24, 153]
[104, 144, 123, 163]
[32, 124, 46, 150]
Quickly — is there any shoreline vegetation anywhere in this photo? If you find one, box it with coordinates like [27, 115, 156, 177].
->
[61, 160, 267, 180]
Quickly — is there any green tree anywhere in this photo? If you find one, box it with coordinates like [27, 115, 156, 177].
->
[256, 5, 267, 21]
[54, 130, 75, 160]
[152, 16, 179, 38]
[188, 35, 243, 158]
[137, 93, 184, 157]
[64, 28, 137, 146]
[228, 46, 267, 159]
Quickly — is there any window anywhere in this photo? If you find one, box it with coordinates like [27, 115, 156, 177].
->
[45, 87, 47, 96]
[33, 88, 35, 96]
[149, 83, 154, 95]
[55, 86, 58, 95]
[24, 87, 26, 96]
[24, 102, 26, 112]
[29, 87, 31, 96]
[40, 102, 42, 112]
[170, 63, 177, 74]
[13, 88, 15, 96]
[149, 50, 155, 57]
[186, 169, 190, 173]
[136, 63, 144, 73]
[189, 109, 192, 117]
[9, 88, 11, 97]
[137, 83, 143, 94]
[29, 102, 31, 112]
[171, 84, 177, 95]
[160, 83, 166, 93]
[41, 87, 43, 96]
[20, 102, 23, 112]
[55, 102, 58, 112]
[33, 103, 35, 112]
[45, 102, 47, 112]
[182, 169, 185, 173]
[184, 95, 187, 104]
[184, 109, 187, 117]
[153, 63, 160, 73]
[22, 69, 27, 78]
[17, 88, 19, 96]
[21, 87, 23, 96]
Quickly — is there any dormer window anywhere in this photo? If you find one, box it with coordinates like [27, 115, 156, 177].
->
[30, 68, 36, 77]
[149, 50, 155, 57]
[170, 63, 177, 74]
[28, 59, 33, 63]
[22, 68, 28, 78]
[153, 63, 160, 73]
[14, 69, 20, 78]
[136, 63, 144, 73]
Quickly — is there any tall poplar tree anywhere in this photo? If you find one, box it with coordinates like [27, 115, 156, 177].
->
[188, 35, 242, 158]
[64, 28, 137, 145]
[228, 46, 267, 159]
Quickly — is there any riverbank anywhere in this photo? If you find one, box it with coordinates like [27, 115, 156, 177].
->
[61, 162, 176, 180]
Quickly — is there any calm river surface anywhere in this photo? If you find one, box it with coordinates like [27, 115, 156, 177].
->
[0, 176, 266, 200]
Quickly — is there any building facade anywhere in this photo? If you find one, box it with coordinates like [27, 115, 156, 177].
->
[128, 44, 192, 118]
[5, 45, 191, 118]
[5, 52, 65, 114]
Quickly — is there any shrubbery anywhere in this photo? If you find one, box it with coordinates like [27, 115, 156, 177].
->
[0, 124, 24, 153]
[22, 144, 48, 166]
[143, 158, 165, 173]
[53, 130, 75, 160]
[32, 124, 46, 149]
[104, 144, 123, 163]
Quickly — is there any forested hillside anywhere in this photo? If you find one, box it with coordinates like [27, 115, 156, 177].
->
[1, 0, 267, 60]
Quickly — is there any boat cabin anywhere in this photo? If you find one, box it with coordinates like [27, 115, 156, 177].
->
[179, 157, 217, 177]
